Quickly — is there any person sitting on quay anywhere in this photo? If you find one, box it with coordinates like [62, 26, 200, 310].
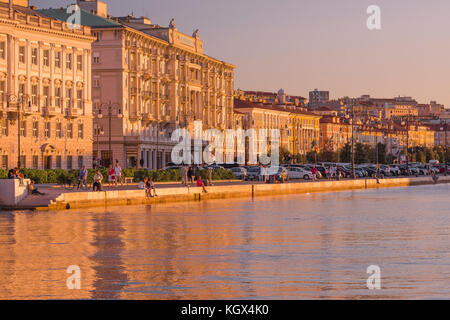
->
[145, 177, 157, 197]
[28, 180, 45, 195]
[8, 167, 17, 179]
[138, 177, 148, 190]
[77, 166, 88, 190]
[196, 176, 208, 193]
[93, 170, 103, 192]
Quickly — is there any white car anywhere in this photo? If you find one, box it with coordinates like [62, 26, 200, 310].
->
[288, 167, 313, 180]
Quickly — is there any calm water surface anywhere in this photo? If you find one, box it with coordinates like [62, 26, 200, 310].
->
[0, 184, 449, 299]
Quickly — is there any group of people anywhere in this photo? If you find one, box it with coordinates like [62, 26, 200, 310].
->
[258, 165, 274, 183]
[180, 165, 212, 192]
[107, 163, 124, 187]
[76, 161, 123, 192]
[8, 167, 45, 195]
[138, 177, 158, 197]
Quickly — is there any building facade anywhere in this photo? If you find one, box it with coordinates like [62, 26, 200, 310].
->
[43, 0, 235, 169]
[0, 0, 94, 170]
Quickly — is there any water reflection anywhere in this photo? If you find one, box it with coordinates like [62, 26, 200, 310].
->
[0, 184, 449, 299]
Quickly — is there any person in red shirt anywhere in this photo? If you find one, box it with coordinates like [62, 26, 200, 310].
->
[196, 177, 208, 193]
[311, 166, 318, 181]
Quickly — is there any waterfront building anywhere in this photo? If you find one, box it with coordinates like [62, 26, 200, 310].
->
[42, 0, 235, 169]
[0, 0, 94, 170]
[319, 116, 351, 152]
[234, 99, 320, 158]
[288, 109, 321, 156]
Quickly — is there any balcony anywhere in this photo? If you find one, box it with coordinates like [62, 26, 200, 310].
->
[161, 115, 171, 123]
[142, 91, 152, 99]
[65, 107, 82, 119]
[129, 112, 142, 122]
[141, 112, 157, 125]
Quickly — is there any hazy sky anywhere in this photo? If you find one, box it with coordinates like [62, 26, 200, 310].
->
[34, 0, 450, 106]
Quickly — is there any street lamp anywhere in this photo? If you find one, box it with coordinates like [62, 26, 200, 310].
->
[6, 93, 28, 168]
[441, 120, 448, 176]
[98, 101, 122, 167]
[351, 104, 356, 179]
[401, 114, 410, 176]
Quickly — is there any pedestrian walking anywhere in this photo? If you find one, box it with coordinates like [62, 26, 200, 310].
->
[181, 166, 187, 185]
[114, 162, 123, 186]
[311, 165, 318, 181]
[187, 167, 193, 184]
[207, 166, 213, 186]
[78, 166, 88, 190]
[108, 164, 115, 187]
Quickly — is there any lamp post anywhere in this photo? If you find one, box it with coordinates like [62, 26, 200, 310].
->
[7, 94, 23, 168]
[351, 104, 356, 179]
[441, 120, 448, 176]
[98, 101, 121, 167]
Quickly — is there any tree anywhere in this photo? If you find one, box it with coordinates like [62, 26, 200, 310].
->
[320, 139, 337, 162]
[376, 143, 387, 164]
[340, 143, 351, 163]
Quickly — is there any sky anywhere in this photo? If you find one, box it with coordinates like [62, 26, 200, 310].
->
[33, 0, 450, 106]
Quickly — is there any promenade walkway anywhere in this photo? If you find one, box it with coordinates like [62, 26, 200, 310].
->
[9, 175, 449, 211]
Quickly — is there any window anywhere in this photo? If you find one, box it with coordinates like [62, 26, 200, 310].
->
[78, 123, 84, 139]
[92, 31, 100, 42]
[43, 86, 50, 107]
[0, 41, 5, 59]
[18, 83, 25, 102]
[32, 121, 38, 138]
[32, 155, 38, 169]
[66, 88, 72, 108]
[1, 119, 8, 136]
[55, 51, 61, 68]
[1, 155, 8, 170]
[56, 156, 62, 169]
[76, 89, 83, 109]
[31, 48, 38, 65]
[67, 156, 73, 170]
[19, 46, 25, 63]
[66, 53, 72, 69]
[67, 123, 73, 139]
[93, 52, 100, 64]
[93, 79, 100, 87]
[77, 54, 83, 71]
[20, 120, 26, 137]
[43, 50, 49, 67]
[77, 156, 83, 168]
[31, 85, 38, 106]
[0, 80, 5, 100]
[20, 156, 26, 168]
[56, 122, 62, 138]
[44, 122, 51, 138]
[55, 87, 62, 107]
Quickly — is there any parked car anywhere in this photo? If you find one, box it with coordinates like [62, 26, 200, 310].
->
[245, 166, 261, 181]
[287, 167, 313, 180]
[230, 167, 247, 179]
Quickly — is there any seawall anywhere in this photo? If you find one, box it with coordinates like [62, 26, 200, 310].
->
[39, 176, 450, 211]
